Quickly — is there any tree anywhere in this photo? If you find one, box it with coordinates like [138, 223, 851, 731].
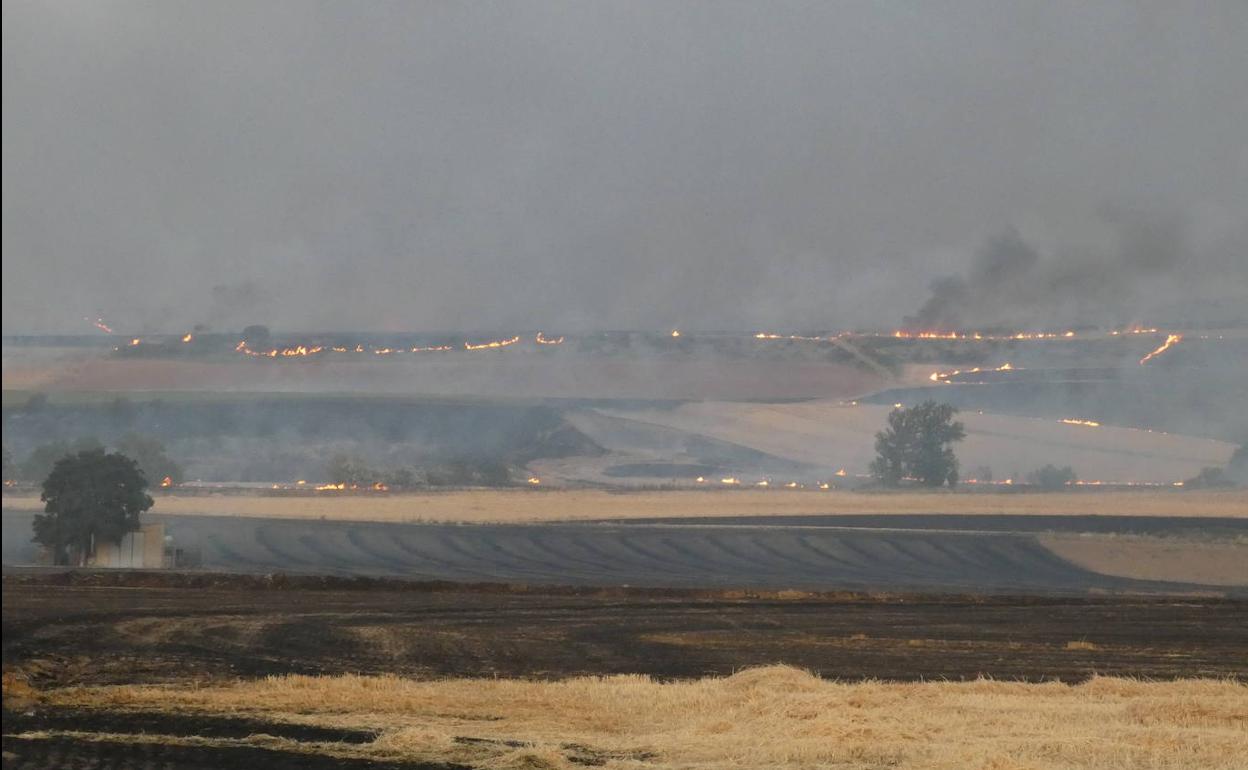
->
[1181, 467, 1232, 489]
[34, 449, 153, 566]
[242, 325, 272, 347]
[326, 453, 377, 486]
[426, 458, 513, 487]
[1027, 464, 1077, 490]
[870, 401, 965, 488]
[116, 433, 184, 485]
[1228, 444, 1248, 485]
[383, 467, 418, 490]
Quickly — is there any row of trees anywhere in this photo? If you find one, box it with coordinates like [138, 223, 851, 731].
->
[3, 435, 182, 486]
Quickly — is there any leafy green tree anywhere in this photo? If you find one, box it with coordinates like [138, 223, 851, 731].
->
[34, 449, 153, 565]
[870, 401, 965, 487]
[116, 434, 184, 485]
[1027, 464, 1077, 490]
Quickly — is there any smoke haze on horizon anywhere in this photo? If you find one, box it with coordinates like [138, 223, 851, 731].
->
[4, 1, 1247, 334]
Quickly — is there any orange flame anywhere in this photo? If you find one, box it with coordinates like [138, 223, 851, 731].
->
[929, 362, 1016, 383]
[754, 332, 827, 342]
[87, 317, 114, 334]
[535, 332, 564, 345]
[1060, 418, 1101, 427]
[181, 333, 193, 343]
[159, 476, 173, 488]
[891, 329, 1076, 341]
[1139, 333, 1182, 365]
[527, 477, 541, 485]
[465, 336, 520, 350]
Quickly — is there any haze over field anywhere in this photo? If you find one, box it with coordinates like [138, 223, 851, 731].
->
[4, 8, 1248, 770]
[4, 1, 1247, 334]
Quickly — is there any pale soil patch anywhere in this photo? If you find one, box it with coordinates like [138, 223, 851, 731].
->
[595, 400, 1236, 483]
[4, 356, 882, 401]
[1042, 535, 1248, 587]
[34, 666, 1248, 770]
[5, 488, 1247, 523]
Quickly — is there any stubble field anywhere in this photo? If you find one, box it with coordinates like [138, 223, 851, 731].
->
[3, 576, 1246, 770]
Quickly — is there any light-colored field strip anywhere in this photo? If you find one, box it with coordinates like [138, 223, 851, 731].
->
[594, 400, 1237, 483]
[33, 666, 1248, 770]
[1041, 535, 1248, 586]
[5, 488, 1247, 523]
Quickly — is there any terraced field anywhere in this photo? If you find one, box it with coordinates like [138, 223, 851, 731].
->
[6, 511, 1244, 594]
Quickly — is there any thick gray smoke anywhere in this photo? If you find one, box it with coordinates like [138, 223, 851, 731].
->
[904, 210, 1238, 330]
[906, 228, 1039, 330]
[4, 1, 1247, 333]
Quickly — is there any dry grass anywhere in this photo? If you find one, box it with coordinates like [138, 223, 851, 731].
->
[35, 666, 1248, 769]
[1041, 535, 1248, 587]
[596, 400, 1237, 483]
[5, 487, 1247, 523]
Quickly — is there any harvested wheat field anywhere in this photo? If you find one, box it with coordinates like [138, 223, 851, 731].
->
[18, 666, 1246, 770]
[589, 401, 1237, 484]
[6, 488, 1247, 524]
[1040, 535, 1248, 587]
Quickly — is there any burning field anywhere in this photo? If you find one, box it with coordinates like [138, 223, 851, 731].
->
[8, 5, 1248, 767]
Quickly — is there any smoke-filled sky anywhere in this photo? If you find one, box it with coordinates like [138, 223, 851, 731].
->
[4, 1, 1246, 334]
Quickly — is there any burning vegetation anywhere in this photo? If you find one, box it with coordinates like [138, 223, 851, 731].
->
[1139, 333, 1183, 365]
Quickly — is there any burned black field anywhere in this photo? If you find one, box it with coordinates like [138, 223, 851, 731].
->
[5, 573, 1246, 687]
[4, 573, 1246, 768]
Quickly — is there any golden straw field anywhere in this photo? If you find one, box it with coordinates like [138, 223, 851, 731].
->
[31, 666, 1248, 770]
[6, 488, 1247, 523]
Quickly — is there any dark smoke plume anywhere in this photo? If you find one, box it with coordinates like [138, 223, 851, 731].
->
[903, 210, 1216, 331]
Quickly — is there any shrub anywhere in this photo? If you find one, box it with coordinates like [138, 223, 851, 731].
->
[1027, 464, 1077, 490]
